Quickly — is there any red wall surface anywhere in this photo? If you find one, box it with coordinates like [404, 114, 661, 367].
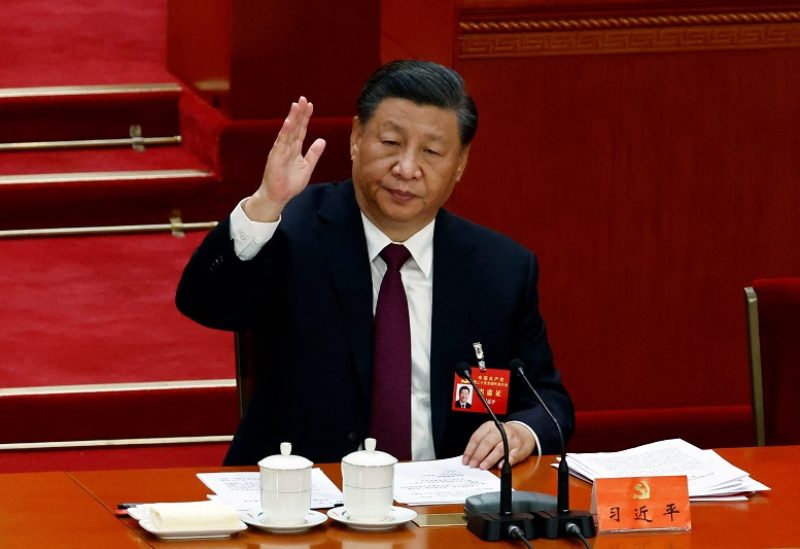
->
[437, 1, 800, 429]
[168, 0, 380, 119]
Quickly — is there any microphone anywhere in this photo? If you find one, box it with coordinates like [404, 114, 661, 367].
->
[456, 362, 535, 541]
[511, 358, 596, 540]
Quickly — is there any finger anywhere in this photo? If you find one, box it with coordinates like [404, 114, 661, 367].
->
[467, 426, 502, 468]
[486, 425, 532, 469]
[462, 439, 478, 466]
[498, 447, 521, 469]
[462, 422, 495, 465]
[304, 138, 327, 171]
[478, 441, 506, 470]
[272, 101, 300, 152]
[293, 97, 313, 147]
[504, 424, 535, 467]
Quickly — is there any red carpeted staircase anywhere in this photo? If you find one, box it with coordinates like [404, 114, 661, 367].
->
[0, 1, 240, 471]
[0, 230, 239, 471]
[0, 83, 226, 230]
[0, 0, 357, 472]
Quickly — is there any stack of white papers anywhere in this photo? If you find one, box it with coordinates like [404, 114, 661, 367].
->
[198, 458, 502, 510]
[561, 439, 770, 502]
[197, 469, 343, 512]
[393, 456, 502, 505]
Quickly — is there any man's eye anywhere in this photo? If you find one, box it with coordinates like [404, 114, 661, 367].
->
[424, 148, 442, 156]
[381, 140, 399, 146]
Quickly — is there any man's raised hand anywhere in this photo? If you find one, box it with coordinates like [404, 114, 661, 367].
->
[244, 97, 327, 222]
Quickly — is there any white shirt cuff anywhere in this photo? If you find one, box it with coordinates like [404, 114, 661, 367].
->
[507, 420, 542, 458]
[229, 198, 280, 260]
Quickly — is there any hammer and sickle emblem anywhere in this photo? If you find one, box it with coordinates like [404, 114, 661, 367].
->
[632, 480, 651, 500]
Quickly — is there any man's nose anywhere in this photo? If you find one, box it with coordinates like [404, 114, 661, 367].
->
[393, 149, 422, 180]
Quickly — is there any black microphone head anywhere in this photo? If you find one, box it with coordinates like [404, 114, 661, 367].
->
[455, 361, 472, 379]
[510, 358, 526, 374]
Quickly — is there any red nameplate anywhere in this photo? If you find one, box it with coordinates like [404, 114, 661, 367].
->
[452, 367, 510, 415]
[592, 475, 691, 533]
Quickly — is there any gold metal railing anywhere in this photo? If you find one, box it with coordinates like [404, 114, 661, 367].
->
[0, 83, 183, 99]
[0, 213, 218, 239]
[744, 286, 765, 447]
[0, 135, 181, 152]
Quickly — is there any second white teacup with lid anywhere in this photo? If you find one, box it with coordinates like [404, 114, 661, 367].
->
[258, 442, 312, 525]
[341, 438, 397, 522]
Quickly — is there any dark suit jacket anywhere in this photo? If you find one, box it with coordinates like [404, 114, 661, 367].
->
[176, 180, 574, 465]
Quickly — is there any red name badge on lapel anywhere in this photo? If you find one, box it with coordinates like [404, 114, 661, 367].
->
[452, 367, 510, 415]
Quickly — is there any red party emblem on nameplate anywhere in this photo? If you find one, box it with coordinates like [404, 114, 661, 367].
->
[592, 476, 691, 533]
[452, 367, 510, 415]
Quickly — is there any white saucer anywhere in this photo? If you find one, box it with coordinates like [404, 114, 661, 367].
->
[326, 506, 417, 531]
[126, 505, 149, 521]
[138, 517, 247, 540]
[240, 510, 328, 534]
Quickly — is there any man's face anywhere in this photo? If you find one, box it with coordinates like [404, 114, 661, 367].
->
[459, 388, 470, 403]
[350, 98, 470, 241]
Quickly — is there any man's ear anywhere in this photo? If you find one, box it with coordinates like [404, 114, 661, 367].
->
[455, 143, 471, 182]
[349, 116, 362, 161]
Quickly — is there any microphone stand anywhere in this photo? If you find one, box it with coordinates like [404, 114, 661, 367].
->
[456, 363, 535, 541]
[512, 359, 596, 540]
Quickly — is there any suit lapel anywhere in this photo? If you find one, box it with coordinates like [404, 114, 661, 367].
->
[430, 209, 478, 451]
[314, 181, 374, 403]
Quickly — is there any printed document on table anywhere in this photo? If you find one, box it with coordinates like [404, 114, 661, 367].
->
[197, 468, 343, 511]
[393, 456, 502, 505]
[560, 438, 770, 500]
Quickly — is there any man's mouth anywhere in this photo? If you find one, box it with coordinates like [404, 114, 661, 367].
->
[385, 188, 416, 201]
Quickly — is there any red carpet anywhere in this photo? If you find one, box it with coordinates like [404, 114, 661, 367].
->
[0, 230, 240, 471]
[0, 87, 181, 143]
[0, 1, 230, 231]
[0, 145, 210, 176]
[0, 443, 230, 472]
[0, 385, 238, 444]
[0, 0, 174, 87]
[0, 231, 232, 387]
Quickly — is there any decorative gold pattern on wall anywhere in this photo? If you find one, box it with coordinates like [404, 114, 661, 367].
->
[458, 11, 800, 57]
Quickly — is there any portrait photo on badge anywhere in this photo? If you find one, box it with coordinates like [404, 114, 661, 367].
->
[453, 383, 473, 411]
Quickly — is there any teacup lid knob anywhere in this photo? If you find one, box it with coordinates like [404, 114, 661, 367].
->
[258, 442, 313, 470]
[342, 438, 397, 467]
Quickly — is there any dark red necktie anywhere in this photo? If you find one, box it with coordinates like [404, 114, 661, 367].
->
[369, 244, 412, 460]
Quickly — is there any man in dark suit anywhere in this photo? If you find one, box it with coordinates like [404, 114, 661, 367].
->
[176, 60, 574, 469]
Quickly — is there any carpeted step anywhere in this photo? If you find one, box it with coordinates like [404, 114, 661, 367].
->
[0, 83, 182, 147]
[0, 383, 238, 444]
[0, 382, 236, 472]
[0, 0, 172, 88]
[0, 146, 226, 230]
[0, 230, 234, 387]
[0, 229, 239, 460]
[0, 83, 202, 230]
[0, 442, 230, 473]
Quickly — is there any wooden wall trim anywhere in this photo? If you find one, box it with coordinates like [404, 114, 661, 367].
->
[458, 8, 800, 57]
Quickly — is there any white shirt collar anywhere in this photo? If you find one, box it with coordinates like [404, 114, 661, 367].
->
[360, 213, 435, 278]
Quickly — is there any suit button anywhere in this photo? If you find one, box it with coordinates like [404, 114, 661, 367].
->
[347, 431, 359, 442]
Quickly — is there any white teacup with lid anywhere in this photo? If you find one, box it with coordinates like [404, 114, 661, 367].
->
[341, 438, 397, 522]
[258, 442, 313, 525]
